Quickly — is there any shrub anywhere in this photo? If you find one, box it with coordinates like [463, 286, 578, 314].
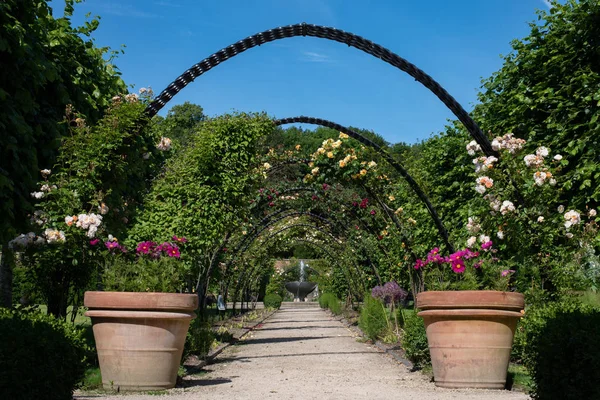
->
[400, 310, 431, 369]
[319, 293, 342, 315]
[520, 300, 600, 399]
[319, 293, 336, 309]
[0, 308, 89, 400]
[263, 293, 283, 309]
[358, 295, 389, 341]
[183, 319, 216, 360]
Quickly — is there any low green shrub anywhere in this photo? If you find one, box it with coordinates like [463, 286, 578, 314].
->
[328, 297, 342, 315]
[0, 308, 90, 400]
[319, 293, 342, 315]
[400, 310, 431, 369]
[519, 300, 600, 399]
[319, 293, 336, 309]
[183, 318, 216, 360]
[263, 293, 283, 309]
[358, 295, 389, 341]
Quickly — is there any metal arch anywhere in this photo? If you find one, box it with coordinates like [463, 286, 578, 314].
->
[146, 23, 493, 155]
[274, 116, 453, 252]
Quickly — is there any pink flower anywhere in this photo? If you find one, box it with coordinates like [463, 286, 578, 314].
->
[352, 201, 358, 207]
[481, 241, 493, 251]
[164, 244, 180, 258]
[359, 198, 369, 209]
[426, 248, 443, 264]
[451, 259, 466, 274]
[501, 269, 515, 277]
[105, 241, 120, 250]
[136, 241, 156, 254]
[172, 235, 187, 243]
[473, 261, 483, 269]
[414, 259, 425, 270]
[312, 195, 318, 201]
[89, 238, 100, 246]
[322, 183, 330, 191]
[269, 202, 275, 207]
[370, 209, 376, 216]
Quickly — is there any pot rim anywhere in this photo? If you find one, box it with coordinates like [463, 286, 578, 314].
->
[416, 290, 524, 311]
[84, 291, 198, 311]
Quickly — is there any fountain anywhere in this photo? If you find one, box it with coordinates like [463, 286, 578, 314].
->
[284, 260, 317, 302]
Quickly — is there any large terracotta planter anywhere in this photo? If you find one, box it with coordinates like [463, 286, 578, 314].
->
[84, 291, 198, 391]
[416, 290, 524, 389]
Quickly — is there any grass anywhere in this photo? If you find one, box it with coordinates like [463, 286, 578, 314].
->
[80, 367, 103, 391]
[507, 363, 532, 392]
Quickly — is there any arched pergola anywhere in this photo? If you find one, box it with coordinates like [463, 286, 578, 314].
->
[273, 116, 453, 252]
[146, 23, 493, 155]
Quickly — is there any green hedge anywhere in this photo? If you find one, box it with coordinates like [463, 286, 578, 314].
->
[400, 310, 431, 369]
[358, 295, 388, 341]
[0, 308, 90, 400]
[519, 300, 600, 399]
[263, 293, 283, 309]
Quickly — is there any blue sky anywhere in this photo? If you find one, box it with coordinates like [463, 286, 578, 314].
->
[60, 0, 553, 144]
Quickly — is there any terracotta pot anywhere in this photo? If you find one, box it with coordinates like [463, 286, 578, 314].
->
[416, 290, 524, 389]
[84, 291, 198, 391]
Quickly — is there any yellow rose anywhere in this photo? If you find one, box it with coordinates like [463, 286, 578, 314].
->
[295, 144, 301, 150]
[311, 167, 319, 175]
[327, 151, 334, 158]
[388, 195, 395, 201]
[339, 132, 349, 139]
[360, 169, 367, 176]
[339, 160, 346, 168]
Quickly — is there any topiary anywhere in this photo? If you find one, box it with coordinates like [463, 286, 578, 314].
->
[400, 310, 431, 369]
[520, 300, 600, 399]
[0, 308, 89, 400]
[358, 295, 389, 341]
[263, 293, 283, 309]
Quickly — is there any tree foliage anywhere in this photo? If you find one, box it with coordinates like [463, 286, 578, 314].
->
[0, 0, 127, 244]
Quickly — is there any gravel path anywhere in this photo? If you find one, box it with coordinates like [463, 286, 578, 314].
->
[78, 303, 530, 400]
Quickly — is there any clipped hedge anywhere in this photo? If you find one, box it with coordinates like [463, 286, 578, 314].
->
[0, 308, 89, 400]
[358, 295, 388, 341]
[263, 293, 283, 309]
[400, 310, 431, 369]
[519, 300, 600, 399]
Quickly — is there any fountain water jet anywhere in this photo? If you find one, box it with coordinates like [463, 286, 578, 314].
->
[285, 260, 317, 302]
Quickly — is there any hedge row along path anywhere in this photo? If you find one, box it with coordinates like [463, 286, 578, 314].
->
[85, 303, 529, 400]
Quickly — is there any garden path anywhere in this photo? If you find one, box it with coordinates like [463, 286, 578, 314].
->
[79, 303, 530, 400]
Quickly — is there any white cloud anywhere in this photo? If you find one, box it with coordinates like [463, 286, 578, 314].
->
[301, 51, 332, 63]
